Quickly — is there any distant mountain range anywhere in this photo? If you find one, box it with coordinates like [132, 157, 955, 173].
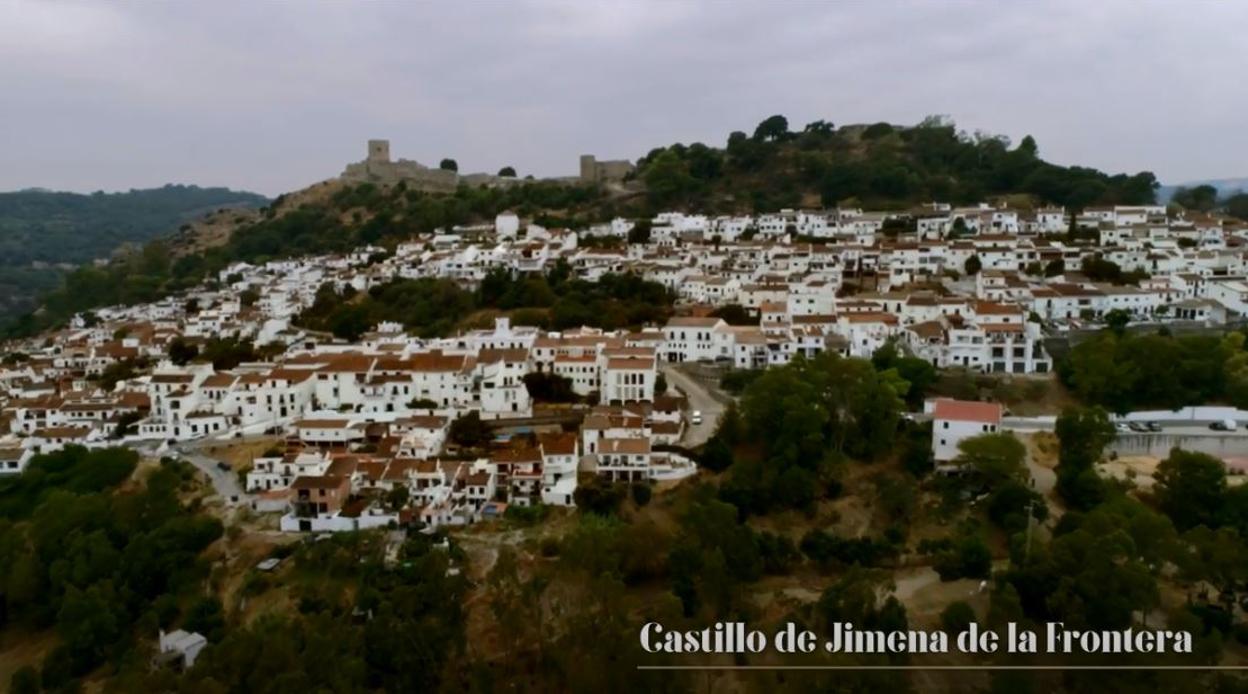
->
[0, 184, 268, 325]
[1157, 178, 1248, 203]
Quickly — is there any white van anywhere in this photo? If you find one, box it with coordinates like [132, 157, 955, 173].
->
[691, 410, 703, 425]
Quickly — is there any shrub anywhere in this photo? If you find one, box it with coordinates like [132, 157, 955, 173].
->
[940, 600, 976, 635]
[631, 482, 652, 507]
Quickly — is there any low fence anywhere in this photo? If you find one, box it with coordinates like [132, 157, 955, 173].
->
[1109, 432, 1248, 458]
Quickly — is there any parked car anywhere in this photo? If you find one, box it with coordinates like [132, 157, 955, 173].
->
[691, 410, 703, 425]
[216, 461, 232, 472]
[1114, 422, 1131, 433]
[1210, 419, 1239, 432]
[1145, 421, 1162, 432]
[1127, 421, 1149, 432]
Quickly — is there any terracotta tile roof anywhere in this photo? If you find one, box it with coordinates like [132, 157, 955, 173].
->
[607, 357, 654, 370]
[537, 432, 578, 456]
[298, 419, 353, 429]
[202, 373, 238, 388]
[34, 426, 90, 438]
[932, 398, 1003, 425]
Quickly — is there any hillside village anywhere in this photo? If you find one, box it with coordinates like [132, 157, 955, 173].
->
[1, 197, 1246, 534]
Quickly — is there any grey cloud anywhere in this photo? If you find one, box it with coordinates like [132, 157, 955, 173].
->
[1, 0, 1245, 195]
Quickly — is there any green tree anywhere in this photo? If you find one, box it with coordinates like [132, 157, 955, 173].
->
[9, 666, 39, 694]
[1154, 449, 1227, 531]
[987, 480, 1047, 533]
[753, 114, 790, 142]
[627, 220, 652, 244]
[498, 166, 516, 177]
[1054, 406, 1114, 510]
[56, 584, 122, 675]
[933, 534, 992, 580]
[631, 482, 652, 507]
[955, 433, 1028, 487]
[439, 158, 458, 172]
[699, 436, 733, 473]
[643, 150, 696, 206]
[964, 255, 982, 275]
[523, 372, 578, 403]
[449, 411, 491, 448]
[941, 600, 976, 635]
[709, 303, 753, 325]
[385, 485, 410, 511]
[1225, 192, 1248, 221]
[1171, 184, 1218, 212]
[167, 336, 199, 365]
[1103, 308, 1131, 334]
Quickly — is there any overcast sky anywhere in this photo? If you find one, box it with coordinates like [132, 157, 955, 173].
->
[2, 1, 1246, 196]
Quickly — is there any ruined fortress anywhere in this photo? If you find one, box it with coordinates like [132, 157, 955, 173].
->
[340, 140, 634, 191]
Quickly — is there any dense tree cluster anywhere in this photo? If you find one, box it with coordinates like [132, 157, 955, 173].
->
[633, 115, 1159, 213]
[1059, 330, 1248, 413]
[295, 268, 673, 341]
[707, 352, 912, 515]
[0, 447, 222, 690]
[109, 532, 468, 693]
[1154, 448, 1248, 536]
[1171, 184, 1248, 222]
[522, 372, 579, 403]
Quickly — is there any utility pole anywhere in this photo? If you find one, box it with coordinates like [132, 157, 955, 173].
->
[1023, 497, 1036, 566]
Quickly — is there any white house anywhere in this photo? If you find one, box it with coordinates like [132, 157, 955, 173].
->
[931, 398, 1004, 463]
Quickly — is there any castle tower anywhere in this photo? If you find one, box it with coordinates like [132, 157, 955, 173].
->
[368, 139, 391, 163]
[579, 154, 598, 182]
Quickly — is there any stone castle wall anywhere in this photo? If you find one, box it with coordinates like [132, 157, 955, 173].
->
[340, 140, 633, 191]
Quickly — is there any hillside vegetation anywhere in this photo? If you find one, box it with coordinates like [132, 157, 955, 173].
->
[0, 185, 267, 324]
[0, 447, 224, 690]
[4, 116, 1184, 337]
[631, 115, 1161, 212]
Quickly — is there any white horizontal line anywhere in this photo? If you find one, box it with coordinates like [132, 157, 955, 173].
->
[637, 665, 1248, 671]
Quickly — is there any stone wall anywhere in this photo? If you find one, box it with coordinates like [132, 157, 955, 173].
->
[1109, 432, 1248, 458]
[579, 154, 635, 183]
[341, 140, 629, 192]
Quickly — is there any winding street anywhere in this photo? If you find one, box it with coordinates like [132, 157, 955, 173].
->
[128, 440, 248, 505]
[176, 446, 247, 504]
[661, 362, 730, 448]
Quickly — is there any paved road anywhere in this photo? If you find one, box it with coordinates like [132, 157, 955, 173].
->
[129, 440, 248, 504]
[178, 448, 247, 503]
[662, 363, 727, 448]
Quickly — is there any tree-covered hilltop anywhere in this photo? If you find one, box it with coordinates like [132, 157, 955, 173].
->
[0, 185, 269, 267]
[634, 115, 1161, 212]
[1169, 183, 1248, 219]
[0, 184, 268, 324]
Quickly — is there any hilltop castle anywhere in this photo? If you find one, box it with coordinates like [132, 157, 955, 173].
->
[340, 140, 461, 192]
[340, 140, 634, 190]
